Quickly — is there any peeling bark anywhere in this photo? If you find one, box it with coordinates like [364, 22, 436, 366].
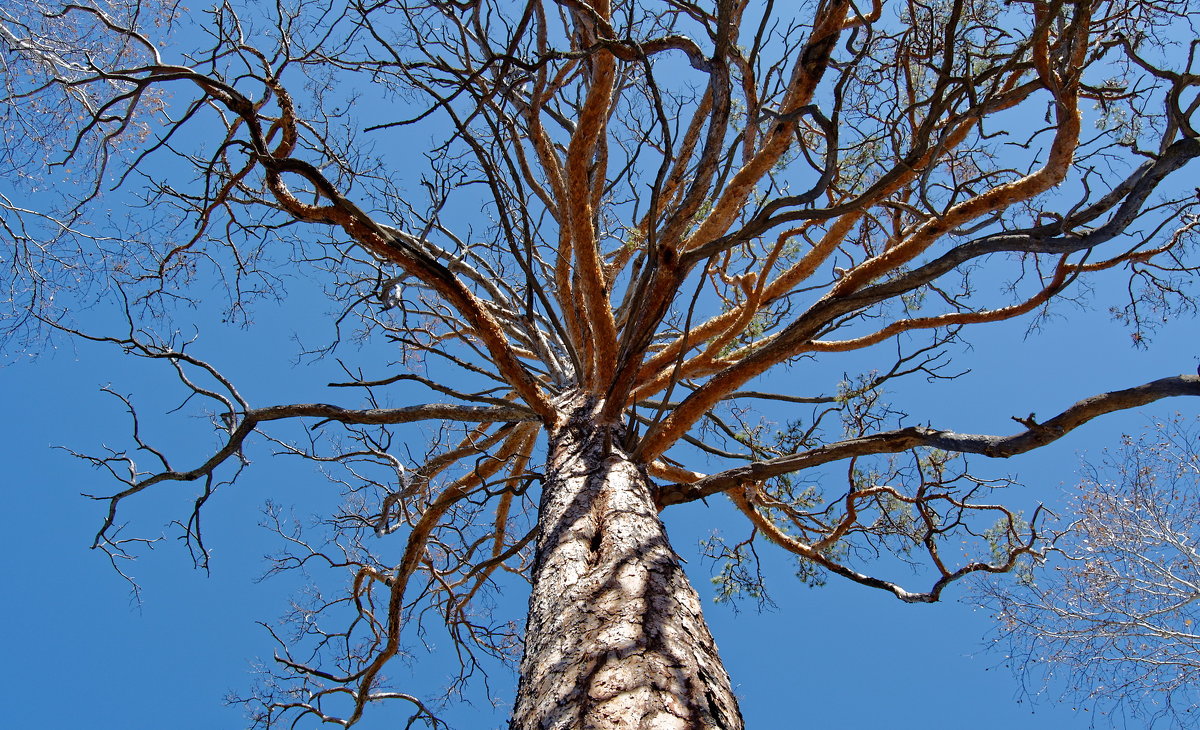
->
[513, 396, 741, 730]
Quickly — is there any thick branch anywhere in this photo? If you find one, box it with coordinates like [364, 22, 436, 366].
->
[94, 402, 533, 524]
[658, 375, 1200, 507]
[249, 402, 538, 426]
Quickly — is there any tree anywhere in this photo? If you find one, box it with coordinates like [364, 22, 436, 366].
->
[980, 415, 1200, 726]
[3, 0, 1200, 727]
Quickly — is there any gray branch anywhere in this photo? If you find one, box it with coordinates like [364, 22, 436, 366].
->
[659, 375, 1200, 507]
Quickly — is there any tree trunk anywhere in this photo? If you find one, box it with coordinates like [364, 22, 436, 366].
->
[512, 396, 743, 730]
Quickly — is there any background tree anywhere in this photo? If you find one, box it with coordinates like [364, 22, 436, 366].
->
[3, 0, 1200, 728]
[980, 415, 1200, 726]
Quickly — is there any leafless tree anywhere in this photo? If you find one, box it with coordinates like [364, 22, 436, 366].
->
[4, 0, 1200, 727]
[980, 415, 1200, 726]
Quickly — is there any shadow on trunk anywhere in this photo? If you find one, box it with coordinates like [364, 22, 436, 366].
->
[513, 397, 742, 730]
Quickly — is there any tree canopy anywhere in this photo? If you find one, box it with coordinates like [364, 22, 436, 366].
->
[3, 0, 1200, 727]
[981, 415, 1200, 726]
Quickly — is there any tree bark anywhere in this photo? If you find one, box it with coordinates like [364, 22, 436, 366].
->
[512, 396, 742, 730]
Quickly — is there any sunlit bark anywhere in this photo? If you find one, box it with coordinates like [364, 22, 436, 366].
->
[515, 395, 740, 729]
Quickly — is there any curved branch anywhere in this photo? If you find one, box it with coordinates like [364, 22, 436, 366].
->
[249, 402, 538, 427]
[90, 402, 534, 543]
[659, 375, 1200, 507]
[729, 486, 1043, 604]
